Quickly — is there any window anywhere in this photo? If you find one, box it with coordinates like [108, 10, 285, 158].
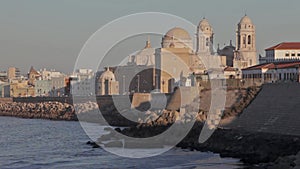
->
[248, 35, 251, 44]
[285, 52, 290, 57]
[206, 38, 209, 46]
[243, 37, 246, 45]
[292, 53, 296, 57]
[297, 53, 300, 57]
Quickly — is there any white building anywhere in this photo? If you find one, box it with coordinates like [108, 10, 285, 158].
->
[70, 69, 95, 96]
[39, 68, 65, 80]
[242, 61, 300, 83]
[128, 38, 156, 66]
[260, 42, 300, 63]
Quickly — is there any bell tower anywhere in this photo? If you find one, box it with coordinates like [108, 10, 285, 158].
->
[197, 17, 214, 55]
[234, 15, 257, 70]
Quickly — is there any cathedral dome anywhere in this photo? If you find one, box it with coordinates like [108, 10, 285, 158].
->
[239, 15, 252, 25]
[99, 68, 115, 81]
[163, 27, 191, 41]
[162, 27, 192, 48]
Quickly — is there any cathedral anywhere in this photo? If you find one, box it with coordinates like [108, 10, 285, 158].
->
[98, 15, 258, 95]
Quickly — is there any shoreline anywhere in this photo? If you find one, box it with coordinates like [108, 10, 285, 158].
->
[1, 110, 299, 168]
[2, 85, 299, 168]
[96, 123, 300, 168]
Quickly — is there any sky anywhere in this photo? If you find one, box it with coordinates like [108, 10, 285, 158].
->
[1, 0, 300, 74]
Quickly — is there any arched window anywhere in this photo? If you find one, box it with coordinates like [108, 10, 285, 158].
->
[206, 38, 209, 46]
[238, 35, 240, 45]
[248, 35, 251, 44]
[243, 36, 246, 45]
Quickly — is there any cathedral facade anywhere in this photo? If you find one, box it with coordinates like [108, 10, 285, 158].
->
[98, 15, 258, 95]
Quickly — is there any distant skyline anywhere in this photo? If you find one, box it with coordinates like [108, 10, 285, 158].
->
[1, 0, 300, 74]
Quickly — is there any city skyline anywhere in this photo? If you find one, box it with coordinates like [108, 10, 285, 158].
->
[1, 0, 300, 73]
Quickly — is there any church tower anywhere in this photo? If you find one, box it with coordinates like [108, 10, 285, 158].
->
[196, 18, 214, 55]
[234, 15, 257, 70]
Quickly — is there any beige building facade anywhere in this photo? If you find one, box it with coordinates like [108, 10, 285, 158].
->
[97, 68, 119, 95]
[234, 15, 257, 75]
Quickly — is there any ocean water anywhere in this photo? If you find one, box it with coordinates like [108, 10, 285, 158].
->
[0, 116, 244, 169]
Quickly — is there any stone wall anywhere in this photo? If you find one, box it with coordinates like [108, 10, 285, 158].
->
[0, 98, 13, 103]
[228, 83, 300, 136]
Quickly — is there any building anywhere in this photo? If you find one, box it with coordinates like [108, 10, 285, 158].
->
[0, 81, 8, 97]
[51, 77, 66, 96]
[128, 38, 156, 66]
[260, 42, 300, 63]
[242, 61, 300, 84]
[234, 15, 257, 76]
[197, 17, 214, 55]
[35, 76, 66, 97]
[70, 69, 94, 96]
[35, 80, 52, 96]
[96, 68, 119, 95]
[217, 41, 235, 67]
[0, 71, 7, 82]
[97, 15, 257, 94]
[39, 68, 65, 80]
[7, 67, 21, 81]
[28, 66, 41, 86]
[113, 65, 156, 94]
[4, 80, 35, 97]
[224, 66, 239, 79]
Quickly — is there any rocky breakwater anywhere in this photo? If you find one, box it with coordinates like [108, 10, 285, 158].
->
[0, 102, 77, 121]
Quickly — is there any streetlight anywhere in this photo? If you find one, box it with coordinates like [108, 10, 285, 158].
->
[122, 75, 125, 95]
[162, 80, 165, 93]
[137, 74, 140, 93]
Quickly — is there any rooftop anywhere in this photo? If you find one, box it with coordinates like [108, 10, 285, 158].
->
[243, 61, 300, 71]
[265, 42, 300, 51]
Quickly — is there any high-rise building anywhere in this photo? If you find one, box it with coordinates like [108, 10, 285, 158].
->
[7, 67, 21, 80]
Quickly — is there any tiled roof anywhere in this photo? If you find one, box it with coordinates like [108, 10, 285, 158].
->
[242, 61, 300, 71]
[224, 66, 237, 72]
[29, 66, 39, 75]
[265, 42, 300, 51]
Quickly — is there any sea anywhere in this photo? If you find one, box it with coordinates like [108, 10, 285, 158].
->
[0, 116, 245, 169]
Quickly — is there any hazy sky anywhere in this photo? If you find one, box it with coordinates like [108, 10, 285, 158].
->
[1, 0, 300, 74]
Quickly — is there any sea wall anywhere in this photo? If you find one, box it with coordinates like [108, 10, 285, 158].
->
[0, 86, 260, 126]
[228, 83, 300, 136]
